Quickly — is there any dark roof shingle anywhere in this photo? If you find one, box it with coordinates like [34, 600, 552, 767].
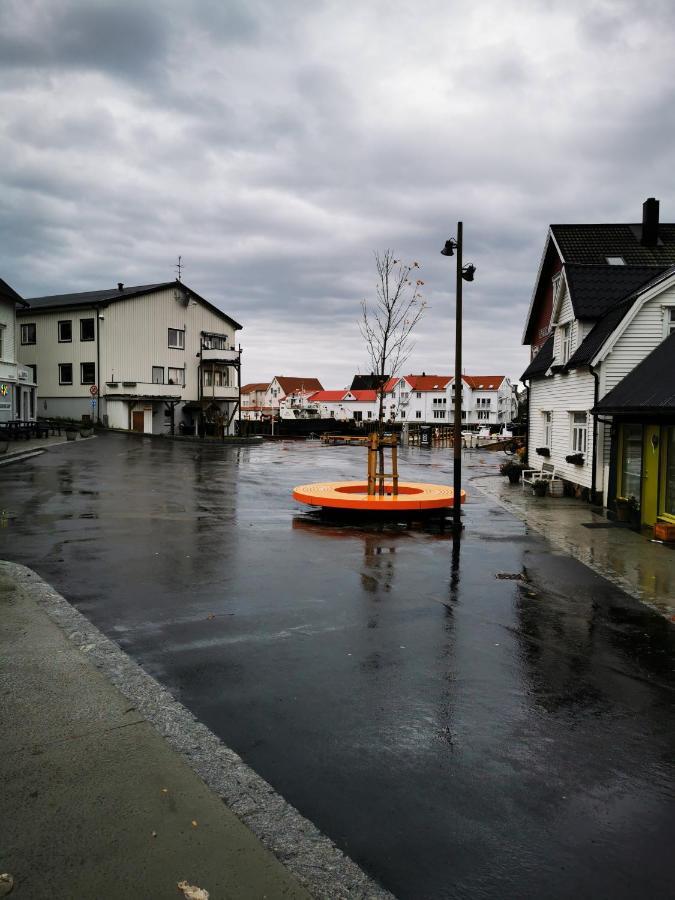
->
[552, 223, 675, 265]
[521, 334, 554, 381]
[564, 264, 668, 319]
[594, 332, 675, 413]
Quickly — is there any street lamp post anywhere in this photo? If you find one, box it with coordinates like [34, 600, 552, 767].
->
[441, 222, 476, 535]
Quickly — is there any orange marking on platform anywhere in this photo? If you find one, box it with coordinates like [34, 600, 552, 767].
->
[292, 481, 466, 511]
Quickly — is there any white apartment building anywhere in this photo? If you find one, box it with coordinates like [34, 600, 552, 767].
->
[384, 374, 515, 427]
[17, 280, 242, 435]
[0, 278, 37, 422]
[308, 389, 378, 421]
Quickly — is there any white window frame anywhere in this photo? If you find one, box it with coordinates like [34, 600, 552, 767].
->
[168, 328, 185, 350]
[570, 412, 588, 454]
[560, 323, 571, 363]
[21, 323, 36, 345]
[80, 362, 96, 385]
[663, 306, 675, 337]
[58, 363, 73, 385]
[0, 324, 4, 359]
[58, 320, 72, 343]
[543, 411, 552, 448]
[168, 367, 185, 387]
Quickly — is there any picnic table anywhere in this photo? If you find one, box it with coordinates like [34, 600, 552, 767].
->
[0, 419, 63, 440]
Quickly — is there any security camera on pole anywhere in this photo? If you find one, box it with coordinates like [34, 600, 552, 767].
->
[441, 223, 476, 536]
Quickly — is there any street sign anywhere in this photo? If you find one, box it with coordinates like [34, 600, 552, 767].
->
[91, 398, 97, 409]
[90, 385, 99, 396]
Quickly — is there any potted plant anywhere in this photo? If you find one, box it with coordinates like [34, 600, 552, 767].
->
[565, 453, 585, 465]
[65, 423, 78, 441]
[615, 496, 638, 523]
[501, 461, 525, 484]
[532, 479, 548, 497]
[80, 425, 93, 438]
[535, 447, 550, 457]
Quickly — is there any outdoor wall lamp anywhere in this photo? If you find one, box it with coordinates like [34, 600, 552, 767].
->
[441, 222, 476, 536]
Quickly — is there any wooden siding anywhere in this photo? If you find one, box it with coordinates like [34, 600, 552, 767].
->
[16, 307, 99, 398]
[528, 371, 595, 488]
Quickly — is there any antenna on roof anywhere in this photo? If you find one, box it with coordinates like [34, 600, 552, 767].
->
[175, 255, 184, 282]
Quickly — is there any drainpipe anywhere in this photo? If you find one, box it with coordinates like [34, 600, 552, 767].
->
[589, 364, 600, 501]
[523, 381, 530, 459]
[95, 305, 101, 425]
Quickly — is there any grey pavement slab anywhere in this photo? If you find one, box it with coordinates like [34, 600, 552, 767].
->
[472, 471, 675, 618]
[0, 570, 318, 900]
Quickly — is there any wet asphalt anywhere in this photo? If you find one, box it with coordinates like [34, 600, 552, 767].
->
[1, 433, 674, 900]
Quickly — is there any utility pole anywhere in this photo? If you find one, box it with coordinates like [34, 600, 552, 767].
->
[441, 224, 476, 536]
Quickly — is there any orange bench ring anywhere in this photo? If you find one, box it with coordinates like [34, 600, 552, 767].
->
[292, 481, 466, 511]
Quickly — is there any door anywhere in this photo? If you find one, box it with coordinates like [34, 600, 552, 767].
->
[132, 411, 144, 433]
[641, 425, 660, 526]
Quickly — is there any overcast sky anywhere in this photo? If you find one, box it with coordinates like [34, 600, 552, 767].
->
[2, 0, 674, 388]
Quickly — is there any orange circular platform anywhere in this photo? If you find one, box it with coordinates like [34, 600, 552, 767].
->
[292, 481, 466, 511]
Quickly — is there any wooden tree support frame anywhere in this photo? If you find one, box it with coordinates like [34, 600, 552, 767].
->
[367, 432, 399, 497]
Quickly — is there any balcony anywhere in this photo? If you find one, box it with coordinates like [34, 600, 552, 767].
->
[200, 384, 239, 400]
[104, 381, 183, 399]
[200, 347, 240, 363]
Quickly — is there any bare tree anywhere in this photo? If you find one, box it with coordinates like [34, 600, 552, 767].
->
[359, 250, 426, 430]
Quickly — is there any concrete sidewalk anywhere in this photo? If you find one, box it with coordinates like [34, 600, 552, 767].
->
[0, 565, 388, 899]
[472, 473, 675, 619]
[0, 432, 92, 466]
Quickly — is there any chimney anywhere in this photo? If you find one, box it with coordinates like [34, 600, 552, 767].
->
[641, 198, 659, 247]
[117, 282, 124, 291]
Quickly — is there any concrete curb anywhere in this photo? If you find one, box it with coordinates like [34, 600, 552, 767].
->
[2, 561, 393, 900]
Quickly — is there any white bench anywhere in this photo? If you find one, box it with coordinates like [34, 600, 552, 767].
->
[521, 460, 562, 492]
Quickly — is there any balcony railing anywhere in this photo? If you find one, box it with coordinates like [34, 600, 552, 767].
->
[200, 384, 239, 399]
[104, 381, 183, 398]
[200, 348, 240, 363]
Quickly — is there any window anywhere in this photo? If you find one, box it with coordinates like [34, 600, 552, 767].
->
[561, 323, 571, 363]
[401, 391, 409, 400]
[28, 364, 37, 384]
[168, 328, 185, 349]
[59, 363, 72, 385]
[0, 325, 3, 358]
[477, 410, 490, 420]
[433, 410, 446, 419]
[666, 308, 675, 336]
[80, 363, 95, 384]
[571, 412, 588, 454]
[58, 320, 72, 342]
[354, 411, 363, 422]
[416, 411, 422, 419]
[21, 323, 36, 345]
[168, 367, 185, 386]
[202, 333, 228, 350]
[80, 318, 95, 341]
[621, 424, 642, 503]
[401, 411, 406, 419]
[664, 427, 675, 518]
[367, 411, 372, 419]
[203, 369, 224, 387]
[152, 366, 164, 384]
[543, 411, 552, 447]
[416, 392, 421, 399]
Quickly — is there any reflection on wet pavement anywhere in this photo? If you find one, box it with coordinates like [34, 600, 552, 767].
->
[1, 434, 674, 900]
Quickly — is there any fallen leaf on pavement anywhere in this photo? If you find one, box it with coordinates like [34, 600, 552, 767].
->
[177, 880, 209, 900]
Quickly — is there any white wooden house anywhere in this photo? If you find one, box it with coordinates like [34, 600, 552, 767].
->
[240, 382, 270, 420]
[17, 280, 242, 435]
[521, 199, 675, 510]
[0, 278, 37, 423]
[308, 389, 378, 421]
[263, 376, 323, 411]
